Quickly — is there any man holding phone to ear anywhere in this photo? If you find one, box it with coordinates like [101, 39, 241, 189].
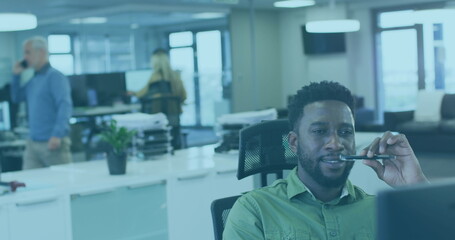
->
[11, 36, 73, 169]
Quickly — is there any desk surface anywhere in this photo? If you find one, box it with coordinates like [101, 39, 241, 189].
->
[0, 145, 239, 203]
[72, 104, 141, 117]
[0, 139, 26, 149]
[0, 133, 390, 204]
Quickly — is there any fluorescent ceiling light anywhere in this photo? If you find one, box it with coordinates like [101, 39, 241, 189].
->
[306, 20, 360, 33]
[413, 9, 455, 23]
[192, 12, 227, 19]
[0, 13, 37, 32]
[70, 17, 107, 24]
[274, 0, 315, 8]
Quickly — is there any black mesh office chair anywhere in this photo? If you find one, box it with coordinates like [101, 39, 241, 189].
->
[140, 81, 178, 115]
[210, 119, 297, 239]
[237, 119, 298, 187]
[210, 195, 241, 240]
[140, 81, 184, 149]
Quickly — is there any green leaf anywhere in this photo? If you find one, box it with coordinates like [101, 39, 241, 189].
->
[100, 119, 136, 153]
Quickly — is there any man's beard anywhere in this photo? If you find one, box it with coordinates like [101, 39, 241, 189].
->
[297, 146, 354, 188]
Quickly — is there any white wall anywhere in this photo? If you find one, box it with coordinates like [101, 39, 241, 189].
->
[230, 5, 375, 112]
[347, 7, 377, 110]
[230, 9, 283, 112]
[279, 5, 357, 108]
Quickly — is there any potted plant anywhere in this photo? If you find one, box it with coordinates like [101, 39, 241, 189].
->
[101, 120, 136, 175]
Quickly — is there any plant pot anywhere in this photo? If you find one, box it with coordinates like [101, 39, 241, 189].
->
[107, 151, 127, 175]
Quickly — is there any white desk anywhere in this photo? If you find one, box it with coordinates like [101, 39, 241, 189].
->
[0, 140, 26, 149]
[72, 104, 142, 160]
[0, 145, 253, 240]
[0, 134, 390, 240]
[72, 104, 141, 118]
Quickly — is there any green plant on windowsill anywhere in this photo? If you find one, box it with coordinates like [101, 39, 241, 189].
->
[101, 120, 136, 175]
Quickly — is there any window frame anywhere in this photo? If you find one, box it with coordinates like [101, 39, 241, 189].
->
[371, 2, 445, 116]
[167, 27, 230, 127]
[48, 33, 76, 75]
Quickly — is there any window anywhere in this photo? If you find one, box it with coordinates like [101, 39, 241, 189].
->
[169, 31, 193, 48]
[49, 55, 74, 76]
[374, 6, 455, 112]
[379, 29, 419, 111]
[169, 31, 197, 126]
[378, 10, 415, 28]
[196, 30, 223, 126]
[170, 47, 196, 126]
[169, 30, 230, 127]
[109, 35, 134, 72]
[48, 35, 71, 53]
[48, 34, 74, 75]
[76, 34, 134, 74]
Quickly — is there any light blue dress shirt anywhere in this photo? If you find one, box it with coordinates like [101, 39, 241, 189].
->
[11, 63, 73, 141]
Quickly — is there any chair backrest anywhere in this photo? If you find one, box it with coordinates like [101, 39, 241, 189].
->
[141, 80, 177, 116]
[140, 95, 181, 119]
[238, 119, 298, 187]
[211, 195, 241, 240]
[147, 80, 172, 96]
[140, 96, 182, 149]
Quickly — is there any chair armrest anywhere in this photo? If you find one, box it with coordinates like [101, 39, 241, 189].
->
[384, 111, 414, 131]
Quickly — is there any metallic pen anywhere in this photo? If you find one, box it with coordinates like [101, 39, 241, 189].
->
[339, 154, 396, 161]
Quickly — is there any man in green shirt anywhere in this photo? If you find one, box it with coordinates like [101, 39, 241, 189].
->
[224, 81, 428, 239]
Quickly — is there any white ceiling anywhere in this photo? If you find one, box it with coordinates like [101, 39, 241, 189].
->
[0, 0, 448, 28]
[2, 0, 243, 27]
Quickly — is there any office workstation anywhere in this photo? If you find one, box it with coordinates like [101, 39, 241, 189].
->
[1, 0, 455, 239]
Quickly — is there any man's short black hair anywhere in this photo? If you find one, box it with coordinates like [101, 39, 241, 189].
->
[288, 81, 355, 131]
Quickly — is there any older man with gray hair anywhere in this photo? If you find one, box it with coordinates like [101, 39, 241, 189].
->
[11, 36, 73, 169]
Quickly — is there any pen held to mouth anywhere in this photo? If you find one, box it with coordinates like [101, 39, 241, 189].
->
[339, 154, 396, 161]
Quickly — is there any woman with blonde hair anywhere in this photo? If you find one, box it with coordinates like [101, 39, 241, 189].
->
[133, 48, 187, 148]
[135, 48, 187, 113]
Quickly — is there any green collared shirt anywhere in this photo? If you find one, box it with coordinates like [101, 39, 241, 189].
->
[223, 168, 375, 240]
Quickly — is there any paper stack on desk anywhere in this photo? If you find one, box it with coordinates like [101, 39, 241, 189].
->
[112, 112, 169, 131]
[112, 113, 173, 158]
[217, 108, 278, 125]
[214, 108, 278, 153]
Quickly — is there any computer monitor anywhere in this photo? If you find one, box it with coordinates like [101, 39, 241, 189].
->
[86, 72, 127, 106]
[0, 101, 11, 131]
[377, 180, 455, 240]
[125, 69, 152, 92]
[69, 72, 128, 107]
[68, 74, 89, 107]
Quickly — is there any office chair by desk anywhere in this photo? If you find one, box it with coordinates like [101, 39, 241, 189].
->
[210, 119, 298, 239]
[210, 195, 241, 240]
[140, 80, 184, 149]
[140, 80, 178, 116]
[237, 119, 298, 187]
